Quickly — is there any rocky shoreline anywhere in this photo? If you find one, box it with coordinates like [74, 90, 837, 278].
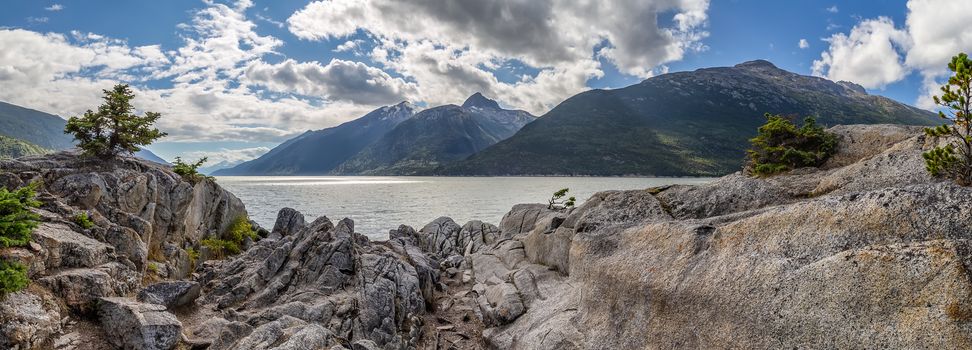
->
[3, 123, 972, 349]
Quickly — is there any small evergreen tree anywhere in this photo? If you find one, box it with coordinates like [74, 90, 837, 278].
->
[172, 157, 211, 184]
[65, 84, 167, 158]
[548, 188, 576, 210]
[923, 53, 972, 185]
[746, 113, 837, 176]
[0, 182, 41, 248]
[0, 182, 40, 296]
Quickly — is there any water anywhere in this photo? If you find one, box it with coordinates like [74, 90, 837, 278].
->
[215, 176, 713, 239]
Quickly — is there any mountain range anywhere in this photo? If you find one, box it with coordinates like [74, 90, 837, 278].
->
[218, 60, 938, 177]
[214, 102, 418, 175]
[445, 60, 938, 176]
[0, 101, 169, 164]
[215, 93, 535, 175]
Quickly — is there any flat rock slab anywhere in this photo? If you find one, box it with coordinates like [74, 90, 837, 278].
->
[33, 222, 112, 269]
[137, 281, 201, 309]
[97, 297, 182, 350]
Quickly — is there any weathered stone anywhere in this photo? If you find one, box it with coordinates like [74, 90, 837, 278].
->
[137, 281, 201, 309]
[0, 290, 61, 349]
[39, 263, 138, 312]
[270, 207, 305, 239]
[97, 297, 182, 350]
[499, 204, 559, 236]
[32, 222, 113, 269]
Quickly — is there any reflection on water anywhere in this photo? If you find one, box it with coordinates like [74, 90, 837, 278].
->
[216, 176, 713, 240]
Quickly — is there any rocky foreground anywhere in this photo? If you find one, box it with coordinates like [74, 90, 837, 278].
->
[3, 124, 972, 349]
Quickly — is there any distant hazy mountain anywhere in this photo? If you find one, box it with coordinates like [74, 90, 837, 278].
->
[0, 135, 50, 159]
[444, 60, 939, 176]
[0, 100, 169, 164]
[214, 102, 418, 175]
[333, 93, 535, 175]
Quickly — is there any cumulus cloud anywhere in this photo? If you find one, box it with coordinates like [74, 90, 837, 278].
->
[811, 17, 910, 89]
[826, 5, 838, 13]
[812, 0, 972, 108]
[45, 4, 64, 11]
[287, 0, 710, 114]
[244, 59, 417, 105]
[799, 39, 809, 49]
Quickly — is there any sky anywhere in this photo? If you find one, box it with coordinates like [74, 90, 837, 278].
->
[0, 0, 969, 164]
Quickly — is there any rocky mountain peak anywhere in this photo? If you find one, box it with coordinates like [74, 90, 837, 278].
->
[733, 59, 781, 71]
[462, 92, 501, 110]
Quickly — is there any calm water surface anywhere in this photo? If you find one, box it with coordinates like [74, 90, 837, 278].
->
[215, 176, 713, 239]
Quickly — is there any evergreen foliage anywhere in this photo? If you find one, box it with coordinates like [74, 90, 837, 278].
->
[745, 114, 837, 176]
[172, 157, 212, 184]
[0, 260, 28, 295]
[548, 188, 577, 210]
[0, 182, 41, 248]
[923, 53, 972, 185]
[64, 84, 167, 158]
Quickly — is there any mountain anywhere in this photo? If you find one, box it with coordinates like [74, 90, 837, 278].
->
[444, 60, 939, 176]
[0, 135, 50, 159]
[214, 102, 418, 175]
[333, 93, 535, 175]
[0, 100, 169, 164]
[0, 101, 75, 150]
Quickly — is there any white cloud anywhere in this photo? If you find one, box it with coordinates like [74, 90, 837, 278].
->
[798, 39, 809, 49]
[244, 58, 418, 105]
[811, 17, 910, 89]
[812, 0, 972, 108]
[45, 4, 64, 11]
[287, 0, 710, 114]
[184, 146, 270, 165]
[0, 0, 403, 144]
[826, 5, 839, 13]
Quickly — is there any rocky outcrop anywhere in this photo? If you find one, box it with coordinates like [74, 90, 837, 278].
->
[0, 151, 248, 349]
[183, 208, 437, 349]
[448, 124, 972, 349]
[137, 281, 200, 309]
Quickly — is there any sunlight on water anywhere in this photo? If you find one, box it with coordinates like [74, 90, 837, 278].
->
[216, 176, 713, 240]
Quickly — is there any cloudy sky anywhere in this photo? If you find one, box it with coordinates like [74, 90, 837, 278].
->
[1, 0, 969, 163]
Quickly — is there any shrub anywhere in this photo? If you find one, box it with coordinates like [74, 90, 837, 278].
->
[0, 182, 41, 248]
[172, 157, 212, 184]
[186, 248, 200, 271]
[746, 114, 837, 177]
[64, 84, 167, 159]
[73, 212, 94, 229]
[923, 53, 972, 185]
[548, 188, 576, 210]
[200, 216, 258, 260]
[146, 262, 159, 274]
[0, 260, 28, 295]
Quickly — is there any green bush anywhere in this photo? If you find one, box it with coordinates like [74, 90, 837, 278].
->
[0, 182, 41, 248]
[73, 212, 94, 229]
[172, 157, 212, 184]
[200, 216, 258, 260]
[0, 260, 28, 295]
[64, 84, 167, 159]
[745, 114, 837, 177]
[923, 53, 972, 185]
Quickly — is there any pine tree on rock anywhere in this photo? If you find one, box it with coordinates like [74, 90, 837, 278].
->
[64, 84, 167, 159]
[923, 53, 972, 185]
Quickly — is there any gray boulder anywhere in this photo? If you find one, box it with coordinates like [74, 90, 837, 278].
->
[137, 281, 201, 309]
[0, 290, 61, 349]
[97, 297, 183, 350]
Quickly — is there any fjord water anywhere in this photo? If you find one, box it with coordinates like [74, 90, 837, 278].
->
[216, 176, 713, 239]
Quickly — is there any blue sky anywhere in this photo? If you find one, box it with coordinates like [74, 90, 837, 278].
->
[0, 0, 966, 164]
